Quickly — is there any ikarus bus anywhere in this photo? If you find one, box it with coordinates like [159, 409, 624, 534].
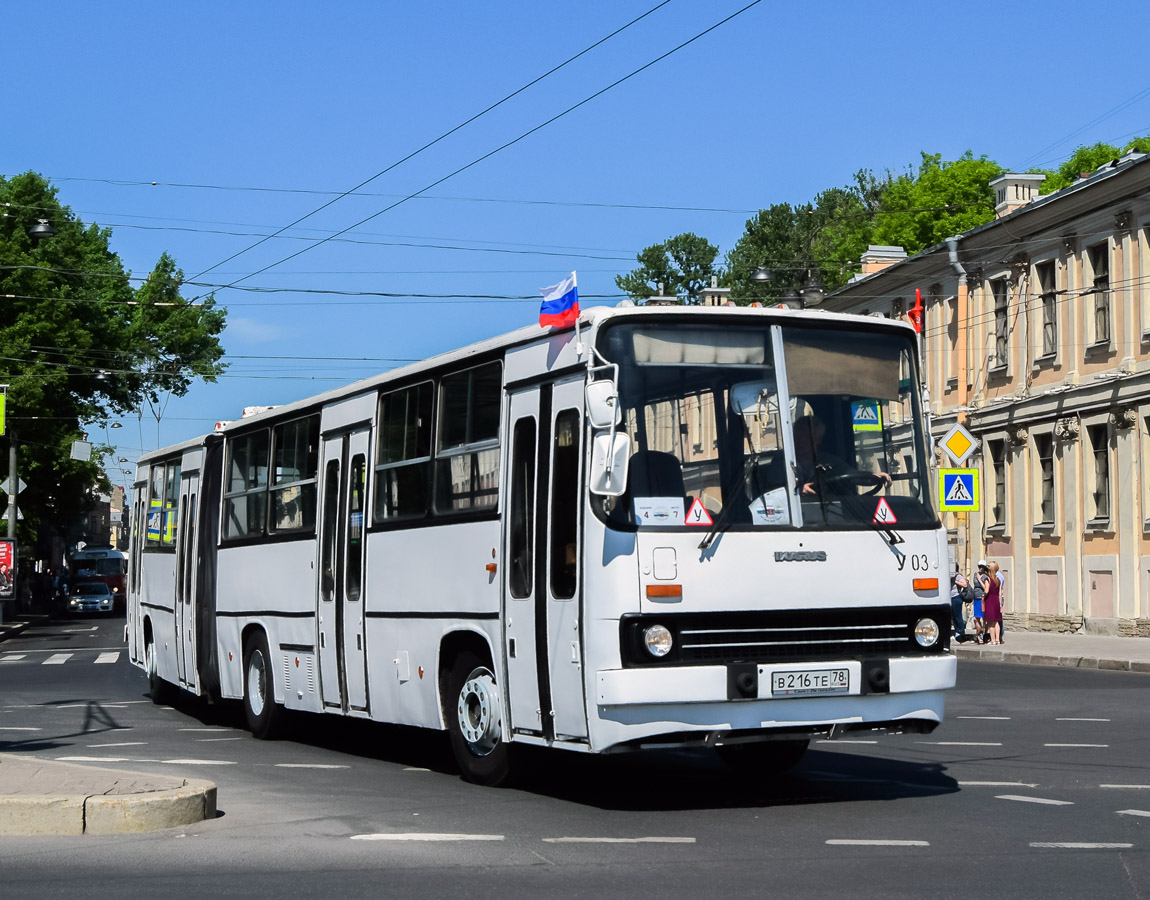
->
[127, 305, 955, 785]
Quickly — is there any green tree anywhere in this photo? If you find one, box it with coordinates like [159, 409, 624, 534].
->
[1036, 137, 1150, 192]
[871, 151, 1003, 255]
[615, 232, 720, 304]
[0, 172, 227, 548]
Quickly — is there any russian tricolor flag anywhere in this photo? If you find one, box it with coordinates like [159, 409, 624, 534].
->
[539, 271, 579, 328]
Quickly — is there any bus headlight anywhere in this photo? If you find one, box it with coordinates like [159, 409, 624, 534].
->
[643, 624, 673, 658]
[914, 617, 941, 648]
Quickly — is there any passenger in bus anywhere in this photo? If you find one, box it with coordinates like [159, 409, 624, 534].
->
[792, 415, 891, 496]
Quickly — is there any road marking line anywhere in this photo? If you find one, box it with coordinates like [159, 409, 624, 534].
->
[57, 756, 134, 762]
[94, 652, 119, 664]
[996, 795, 1073, 805]
[403, 767, 431, 772]
[1030, 842, 1132, 849]
[959, 781, 1039, 787]
[1117, 809, 1150, 817]
[1045, 743, 1108, 748]
[274, 763, 351, 769]
[197, 737, 243, 742]
[0, 726, 41, 731]
[179, 728, 233, 732]
[351, 833, 504, 842]
[1056, 717, 1110, 722]
[917, 741, 1003, 746]
[826, 840, 929, 847]
[816, 739, 877, 744]
[542, 837, 696, 844]
[956, 715, 1011, 720]
[87, 742, 146, 747]
[1102, 785, 1150, 790]
[43, 653, 72, 665]
[161, 759, 238, 766]
[1, 654, 27, 661]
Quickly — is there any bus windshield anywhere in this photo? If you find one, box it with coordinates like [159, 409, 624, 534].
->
[596, 319, 937, 532]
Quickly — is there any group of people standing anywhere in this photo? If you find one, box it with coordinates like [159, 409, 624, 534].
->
[950, 559, 1005, 644]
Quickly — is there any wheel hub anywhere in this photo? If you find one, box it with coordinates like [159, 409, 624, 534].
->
[457, 669, 501, 756]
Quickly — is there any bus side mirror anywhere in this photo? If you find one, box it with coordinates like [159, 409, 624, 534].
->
[589, 432, 630, 496]
[586, 380, 621, 429]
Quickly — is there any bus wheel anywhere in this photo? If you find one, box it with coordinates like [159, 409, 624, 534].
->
[243, 632, 281, 739]
[717, 739, 809, 775]
[446, 652, 510, 786]
[146, 631, 174, 705]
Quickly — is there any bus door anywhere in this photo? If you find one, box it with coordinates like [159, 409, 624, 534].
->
[317, 428, 370, 713]
[503, 378, 588, 742]
[174, 470, 199, 690]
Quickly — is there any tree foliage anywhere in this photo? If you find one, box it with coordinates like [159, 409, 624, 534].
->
[1036, 136, 1150, 192]
[615, 233, 720, 304]
[0, 172, 227, 547]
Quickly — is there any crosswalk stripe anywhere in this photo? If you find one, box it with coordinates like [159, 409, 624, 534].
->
[95, 652, 119, 664]
[43, 653, 72, 665]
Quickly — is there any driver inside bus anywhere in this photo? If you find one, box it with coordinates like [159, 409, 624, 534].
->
[793, 414, 891, 496]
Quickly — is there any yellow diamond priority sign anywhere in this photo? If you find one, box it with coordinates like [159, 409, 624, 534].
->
[940, 422, 977, 466]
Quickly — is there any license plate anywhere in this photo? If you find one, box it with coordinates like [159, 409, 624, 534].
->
[770, 667, 850, 697]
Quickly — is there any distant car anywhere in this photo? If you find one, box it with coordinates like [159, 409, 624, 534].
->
[67, 581, 115, 614]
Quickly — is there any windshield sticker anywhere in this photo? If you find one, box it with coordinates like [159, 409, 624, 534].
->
[634, 498, 684, 527]
[750, 487, 789, 526]
[685, 498, 714, 527]
[873, 497, 898, 525]
[851, 399, 882, 431]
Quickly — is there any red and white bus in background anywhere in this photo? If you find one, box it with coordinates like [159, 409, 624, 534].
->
[70, 546, 128, 609]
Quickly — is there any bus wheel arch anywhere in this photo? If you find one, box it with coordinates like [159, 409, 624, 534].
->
[143, 618, 174, 705]
[242, 626, 282, 739]
[439, 633, 510, 786]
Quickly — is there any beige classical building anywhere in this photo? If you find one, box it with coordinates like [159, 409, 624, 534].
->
[822, 151, 1150, 635]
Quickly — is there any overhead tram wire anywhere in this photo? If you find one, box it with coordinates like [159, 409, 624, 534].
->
[189, 0, 676, 282]
[199, 0, 766, 300]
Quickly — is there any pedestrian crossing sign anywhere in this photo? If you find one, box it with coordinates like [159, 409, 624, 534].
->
[851, 399, 882, 431]
[939, 468, 979, 511]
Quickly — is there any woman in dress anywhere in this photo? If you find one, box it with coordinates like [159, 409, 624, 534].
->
[981, 561, 1004, 645]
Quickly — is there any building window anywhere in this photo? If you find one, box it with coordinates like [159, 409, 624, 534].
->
[988, 438, 1007, 528]
[1087, 423, 1110, 524]
[1088, 242, 1110, 345]
[1035, 432, 1055, 526]
[991, 278, 1009, 368]
[1036, 261, 1057, 358]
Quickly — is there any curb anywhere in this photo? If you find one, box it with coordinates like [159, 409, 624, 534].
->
[956, 645, 1150, 674]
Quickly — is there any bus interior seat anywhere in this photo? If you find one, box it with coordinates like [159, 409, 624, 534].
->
[629, 450, 685, 498]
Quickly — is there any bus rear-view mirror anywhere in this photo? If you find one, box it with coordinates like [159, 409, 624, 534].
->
[586, 380, 621, 429]
[589, 432, 630, 496]
[730, 380, 776, 416]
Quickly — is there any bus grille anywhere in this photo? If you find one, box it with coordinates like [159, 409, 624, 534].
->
[621, 605, 950, 667]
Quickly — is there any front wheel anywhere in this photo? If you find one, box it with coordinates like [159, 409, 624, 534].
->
[243, 632, 282, 739]
[717, 738, 809, 775]
[445, 651, 510, 786]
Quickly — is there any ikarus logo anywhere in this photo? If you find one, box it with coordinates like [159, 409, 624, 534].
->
[774, 550, 827, 562]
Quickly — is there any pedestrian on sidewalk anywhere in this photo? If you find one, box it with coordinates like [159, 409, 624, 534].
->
[980, 561, 1004, 645]
[972, 560, 988, 643]
[950, 568, 971, 642]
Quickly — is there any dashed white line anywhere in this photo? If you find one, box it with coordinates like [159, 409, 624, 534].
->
[351, 833, 504, 842]
[816, 740, 877, 744]
[959, 781, 1039, 788]
[274, 763, 351, 769]
[917, 741, 1003, 746]
[160, 759, 238, 766]
[1102, 784, 1150, 790]
[87, 742, 146, 747]
[179, 728, 233, 733]
[0, 654, 27, 661]
[1045, 743, 1108, 748]
[1030, 842, 1132, 849]
[1056, 717, 1110, 722]
[996, 794, 1073, 806]
[42, 653, 72, 665]
[0, 726, 41, 731]
[1116, 809, 1150, 818]
[94, 652, 119, 664]
[543, 837, 695, 844]
[956, 715, 1011, 720]
[196, 737, 243, 742]
[403, 767, 431, 772]
[826, 839, 929, 847]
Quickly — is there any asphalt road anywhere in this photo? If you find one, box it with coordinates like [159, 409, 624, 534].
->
[2, 617, 1148, 899]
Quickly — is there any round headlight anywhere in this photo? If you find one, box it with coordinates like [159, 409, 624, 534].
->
[69, 599, 78, 608]
[914, 617, 941, 648]
[643, 624, 673, 657]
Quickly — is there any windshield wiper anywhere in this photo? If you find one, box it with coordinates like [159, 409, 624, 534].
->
[698, 455, 761, 550]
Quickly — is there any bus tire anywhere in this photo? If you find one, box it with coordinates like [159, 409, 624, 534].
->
[717, 738, 809, 775]
[145, 630, 175, 705]
[243, 632, 281, 739]
[446, 651, 510, 786]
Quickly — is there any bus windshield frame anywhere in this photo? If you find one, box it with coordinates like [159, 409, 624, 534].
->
[593, 317, 939, 534]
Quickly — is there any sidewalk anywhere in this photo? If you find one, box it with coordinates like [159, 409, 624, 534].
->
[953, 628, 1150, 673]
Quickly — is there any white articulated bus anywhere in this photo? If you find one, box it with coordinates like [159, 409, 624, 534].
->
[127, 305, 955, 785]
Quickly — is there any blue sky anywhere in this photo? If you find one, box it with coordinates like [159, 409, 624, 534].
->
[6, 0, 1150, 479]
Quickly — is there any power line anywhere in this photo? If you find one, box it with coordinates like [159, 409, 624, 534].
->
[190, 0, 676, 281]
[202, 0, 766, 300]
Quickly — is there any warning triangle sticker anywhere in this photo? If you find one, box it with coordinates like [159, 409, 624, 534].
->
[685, 497, 714, 526]
[873, 497, 897, 525]
[945, 476, 973, 504]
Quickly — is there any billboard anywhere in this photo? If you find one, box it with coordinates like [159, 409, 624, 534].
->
[0, 538, 14, 600]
